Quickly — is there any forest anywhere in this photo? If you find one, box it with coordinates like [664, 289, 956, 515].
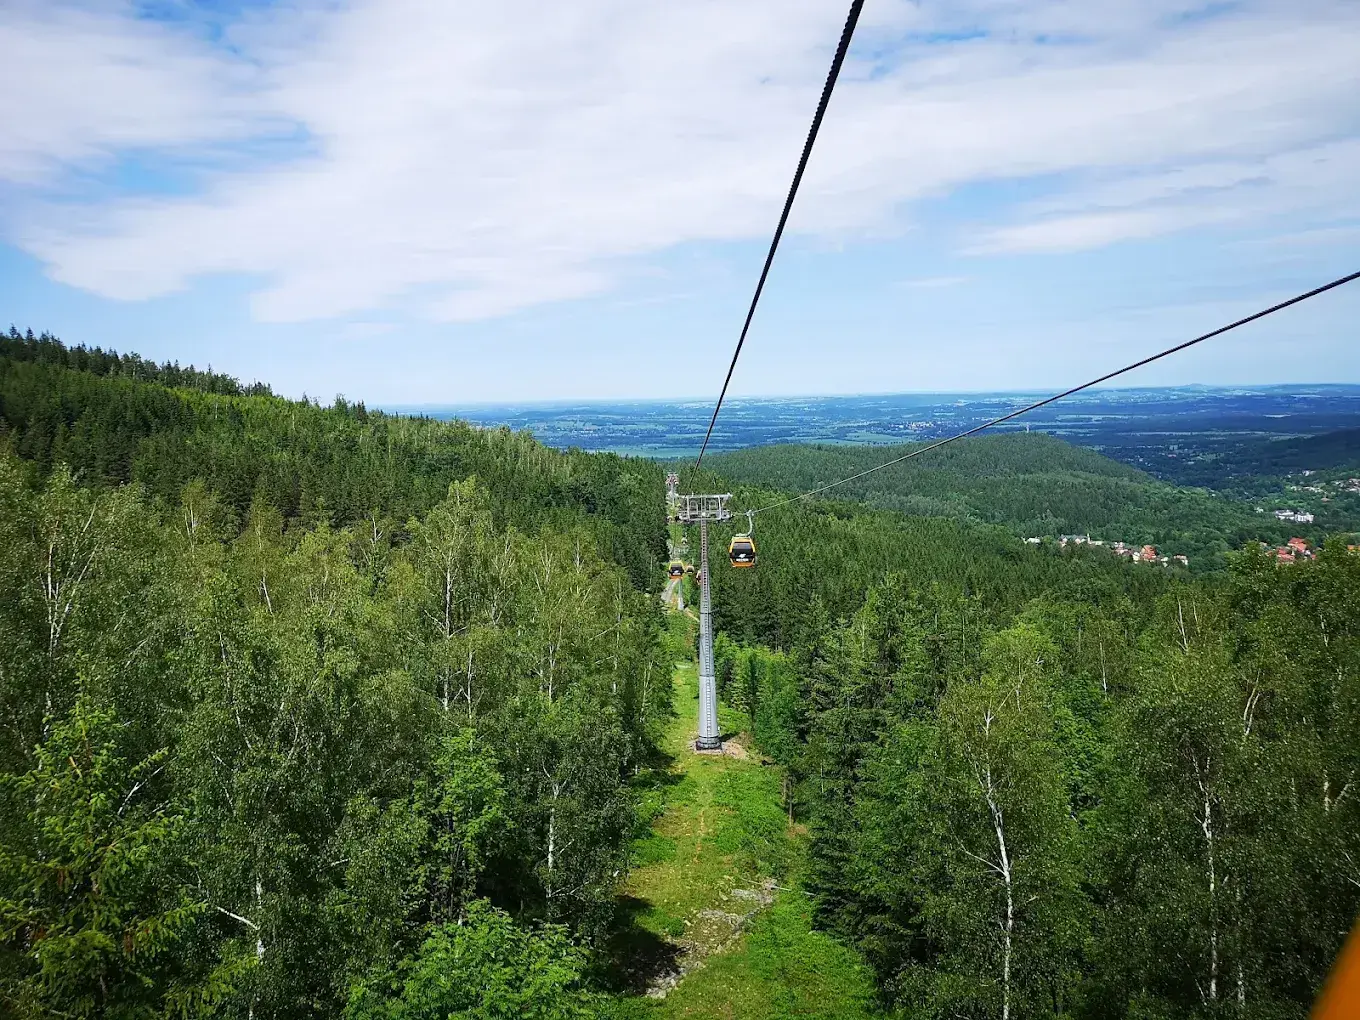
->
[694, 478, 1360, 1018]
[698, 435, 1336, 566]
[1, 327, 275, 398]
[2, 330, 1358, 1019]
[0, 332, 673, 1017]
[1137, 427, 1360, 494]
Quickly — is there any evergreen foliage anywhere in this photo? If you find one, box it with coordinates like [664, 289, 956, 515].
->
[2, 325, 270, 396]
[0, 333, 674, 1018]
[4, 330, 1356, 1017]
[0, 329, 665, 587]
[709, 513, 1360, 1018]
[700, 434, 1310, 566]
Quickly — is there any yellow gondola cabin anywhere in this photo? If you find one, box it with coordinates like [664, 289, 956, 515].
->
[728, 534, 756, 568]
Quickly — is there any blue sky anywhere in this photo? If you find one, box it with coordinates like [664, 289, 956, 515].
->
[2, 0, 1358, 403]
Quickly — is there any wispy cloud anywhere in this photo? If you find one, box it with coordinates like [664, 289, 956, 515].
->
[0, 2, 275, 184]
[973, 139, 1360, 253]
[3, 0, 1358, 323]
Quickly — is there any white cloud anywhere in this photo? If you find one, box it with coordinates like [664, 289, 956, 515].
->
[0, 1, 272, 183]
[976, 139, 1360, 253]
[3, 0, 1359, 322]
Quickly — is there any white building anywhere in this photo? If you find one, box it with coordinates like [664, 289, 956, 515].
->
[1274, 509, 1315, 524]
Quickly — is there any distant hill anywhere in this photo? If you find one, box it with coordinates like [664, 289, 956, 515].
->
[0, 329, 666, 586]
[1149, 427, 1360, 490]
[2, 324, 272, 396]
[1246, 428, 1360, 473]
[701, 432, 1309, 564]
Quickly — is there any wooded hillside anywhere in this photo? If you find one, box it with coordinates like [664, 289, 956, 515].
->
[700, 434, 1311, 565]
[0, 332, 672, 1018]
[0, 329, 665, 587]
[695, 466, 1360, 1020]
[3, 330, 1356, 1020]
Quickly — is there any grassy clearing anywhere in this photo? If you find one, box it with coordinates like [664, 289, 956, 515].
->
[603, 613, 883, 1019]
[638, 893, 883, 1020]
[624, 658, 784, 943]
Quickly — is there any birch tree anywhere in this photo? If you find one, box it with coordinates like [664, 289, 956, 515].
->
[848, 622, 1084, 1020]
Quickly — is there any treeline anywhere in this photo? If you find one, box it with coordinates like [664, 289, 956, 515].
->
[3, 326, 270, 396]
[0, 334, 678, 1017]
[699, 434, 1306, 567]
[706, 486, 1360, 1017]
[0, 337, 665, 586]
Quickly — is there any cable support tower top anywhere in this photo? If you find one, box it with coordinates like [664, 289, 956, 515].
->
[753, 268, 1360, 515]
[673, 493, 734, 523]
[693, 0, 865, 471]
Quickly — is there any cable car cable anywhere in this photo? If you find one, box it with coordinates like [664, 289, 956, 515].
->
[753, 268, 1360, 514]
[693, 0, 865, 472]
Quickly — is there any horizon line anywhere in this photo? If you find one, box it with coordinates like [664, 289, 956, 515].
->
[381, 381, 1360, 411]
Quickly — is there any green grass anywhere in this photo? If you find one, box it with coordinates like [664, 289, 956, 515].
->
[622, 661, 771, 940]
[604, 614, 884, 1019]
[639, 893, 883, 1020]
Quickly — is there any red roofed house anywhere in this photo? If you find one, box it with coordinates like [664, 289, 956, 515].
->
[1275, 548, 1296, 563]
[1287, 537, 1310, 555]
[1140, 545, 1158, 562]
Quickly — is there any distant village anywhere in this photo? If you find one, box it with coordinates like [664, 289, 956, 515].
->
[1260, 473, 1360, 523]
[1262, 537, 1316, 564]
[1018, 468, 1360, 570]
[1025, 534, 1190, 568]
[1284, 471, 1360, 498]
[1024, 532, 1341, 568]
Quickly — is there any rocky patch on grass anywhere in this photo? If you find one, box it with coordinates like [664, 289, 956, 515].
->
[645, 878, 778, 998]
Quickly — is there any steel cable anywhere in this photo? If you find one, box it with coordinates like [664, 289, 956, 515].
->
[693, 0, 865, 470]
[753, 269, 1360, 514]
